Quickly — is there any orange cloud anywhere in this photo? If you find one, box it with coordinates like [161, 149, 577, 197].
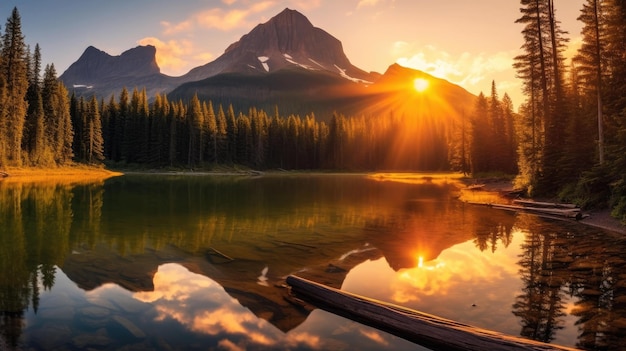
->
[357, 0, 382, 8]
[393, 41, 517, 98]
[160, 1, 275, 34]
[199, 1, 275, 30]
[137, 37, 213, 76]
[288, 0, 322, 11]
[161, 20, 193, 36]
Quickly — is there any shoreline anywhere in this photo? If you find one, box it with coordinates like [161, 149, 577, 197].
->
[461, 178, 626, 235]
[0, 166, 123, 184]
[4, 167, 624, 234]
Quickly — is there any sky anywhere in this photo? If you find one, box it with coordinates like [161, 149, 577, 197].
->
[0, 0, 585, 108]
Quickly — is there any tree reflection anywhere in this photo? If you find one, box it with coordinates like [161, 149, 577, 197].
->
[567, 229, 626, 351]
[0, 182, 78, 347]
[512, 215, 567, 343]
[3, 176, 626, 350]
[511, 214, 626, 350]
[0, 183, 71, 347]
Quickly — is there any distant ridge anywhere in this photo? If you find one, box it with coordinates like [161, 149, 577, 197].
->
[59, 8, 475, 120]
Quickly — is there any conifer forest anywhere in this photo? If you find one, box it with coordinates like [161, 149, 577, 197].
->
[1, 1, 626, 222]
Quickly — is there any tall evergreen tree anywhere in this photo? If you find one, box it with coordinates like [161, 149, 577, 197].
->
[24, 44, 45, 164]
[204, 101, 217, 164]
[0, 7, 29, 166]
[470, 93, 490, 174]
[85, 96, 104, 164]
[187, 94, 204, 167]
[515, 0, 569, 194]
[575, 0, 607, 165]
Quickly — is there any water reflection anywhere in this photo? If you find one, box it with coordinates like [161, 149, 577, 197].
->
[512, 217, 626, 350]
[0, 175, 625, 350]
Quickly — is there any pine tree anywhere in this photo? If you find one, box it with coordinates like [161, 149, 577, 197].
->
[470, 93, 490, 174]
[41, 64, 73, 165]
[187, 94, 204, 167]
[86, 96, 104, 164]
[24, 44, 45, 164]
[514, 0, 569, 194]
[203, 101, 217, 164]
[502, 93, 518, 173]
[0, 7, 29, 166]
[225, 104, 238, 163]
[215, 104, 228, 163]
[56, 83, 73, 164]
[575, 0, 607, 165]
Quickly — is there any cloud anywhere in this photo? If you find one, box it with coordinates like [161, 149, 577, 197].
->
[357, 0, 381, 8]
[393, 41, 516, 95]
[138, 37, 213, 76]
[288, 0, 322, 11]
[161, 1, 276, 34]
[161, 20, 193, 36]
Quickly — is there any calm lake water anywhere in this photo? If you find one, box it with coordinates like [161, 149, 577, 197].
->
[1, 174, 625, 350]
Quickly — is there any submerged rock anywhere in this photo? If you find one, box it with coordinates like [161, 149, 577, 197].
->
[112, 315, 146, 339]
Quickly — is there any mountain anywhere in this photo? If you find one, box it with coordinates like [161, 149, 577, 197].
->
[59, 45, 180, 98]
[60, 8, 377, 101]
[181, 8, 376, 83]
[59, 8, 475, 120]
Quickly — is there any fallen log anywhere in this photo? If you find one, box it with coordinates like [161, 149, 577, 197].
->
[206, 247, 234, 262]
[0, 171, 8, 178]
[286, 275, 579, 351]
[513, 199, 578, 209]
[491, 203, 582, 219]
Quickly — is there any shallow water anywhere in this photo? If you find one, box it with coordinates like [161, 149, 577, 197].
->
[0, 174, 624, 350]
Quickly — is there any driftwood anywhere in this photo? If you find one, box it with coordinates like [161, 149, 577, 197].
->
[286, 275, 579, 351]
[513, 199, 578, 209]
[206, 247, 234, 262]
[272, 239, 317, 249]
[468, 201, 584, 220]
[490, 203, 582, 219]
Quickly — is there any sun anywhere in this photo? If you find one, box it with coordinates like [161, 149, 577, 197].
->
[413, 78, 429, 92]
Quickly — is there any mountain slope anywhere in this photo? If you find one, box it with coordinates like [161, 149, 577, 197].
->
[60, 8, 377, 100]
[181, 8, 375, 83]
[59, 45, 180, 98]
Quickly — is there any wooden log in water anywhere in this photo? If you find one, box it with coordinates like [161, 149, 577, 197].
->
[513, 199, 578, 209]
[207, 247, 234, 262]
[286, 275, 579, 351]
[491, 203, 581, 219]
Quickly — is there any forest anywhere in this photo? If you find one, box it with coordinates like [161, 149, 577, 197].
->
[0, 1, 625, 222]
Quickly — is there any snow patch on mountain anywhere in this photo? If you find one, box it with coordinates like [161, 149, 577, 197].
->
[258, 56, 269, 72]
[308, 58, 324, 68]
[284, 57, 314, 70]
[334, 64, 372, 84]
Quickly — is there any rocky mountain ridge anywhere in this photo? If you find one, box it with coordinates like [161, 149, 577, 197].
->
[59, 7, 475, 119]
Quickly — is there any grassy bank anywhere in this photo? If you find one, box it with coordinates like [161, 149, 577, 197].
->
[0, 165, 123, 184]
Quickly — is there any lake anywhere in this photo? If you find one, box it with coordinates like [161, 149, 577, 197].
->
[0, 173, 624, 350]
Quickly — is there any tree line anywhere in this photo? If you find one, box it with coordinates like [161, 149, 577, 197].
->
[3, 3, 624, 220]
[0, 7, 519, 175]
[514, 0, 626, 221]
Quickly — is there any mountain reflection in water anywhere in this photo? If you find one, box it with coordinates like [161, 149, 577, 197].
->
[1, 174, 625, 350]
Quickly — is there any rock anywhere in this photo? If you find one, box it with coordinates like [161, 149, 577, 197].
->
[112, 315, 146, 339]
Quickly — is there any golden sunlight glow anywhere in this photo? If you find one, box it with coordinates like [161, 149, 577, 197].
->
[413, 78, 429, 92]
